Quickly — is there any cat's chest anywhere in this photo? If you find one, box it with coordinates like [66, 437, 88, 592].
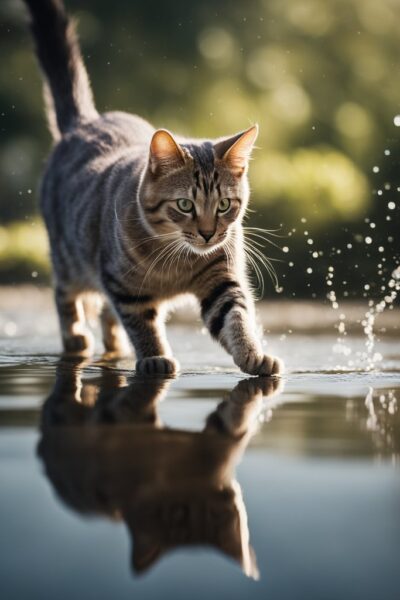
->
[134, 267, 194, 296]
[115, 240, 229, 298]
[109, 262, 192, 302]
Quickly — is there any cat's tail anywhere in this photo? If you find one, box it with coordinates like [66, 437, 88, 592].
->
[24, 0, 98, 139]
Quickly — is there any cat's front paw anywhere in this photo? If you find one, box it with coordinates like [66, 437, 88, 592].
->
[136, 356, 179, 376]
[235, 351, 283, 377]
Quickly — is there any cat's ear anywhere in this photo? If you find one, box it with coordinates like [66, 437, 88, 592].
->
[149, 129, 186, 175]
[131, 537, 162, 574]
[214, 124, 258, 175]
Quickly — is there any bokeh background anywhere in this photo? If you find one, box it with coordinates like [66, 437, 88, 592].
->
[0, 0, 399, 298]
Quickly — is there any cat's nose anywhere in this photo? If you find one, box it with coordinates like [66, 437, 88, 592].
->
[199, 230, 214, 243]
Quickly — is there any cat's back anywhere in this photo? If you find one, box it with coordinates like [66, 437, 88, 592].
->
[41, 111, 154, 213]
[98, 111, 155, 145]
[48, 111, 154, 170]
[40, 111, 154, 269]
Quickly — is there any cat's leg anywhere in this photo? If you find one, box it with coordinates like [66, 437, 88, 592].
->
[110, 303, 178, 375]
[95, 375, 171, 426]
[197, 280, 283, 376]
[41, 358, 91, 428]
[205, 376, 283, 437]
[55, 286, 95, 356]
[100, 302, 131, 357]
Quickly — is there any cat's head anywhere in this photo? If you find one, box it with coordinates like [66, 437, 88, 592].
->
[139, 125, 258, 255]
[127, 486, 259, 579]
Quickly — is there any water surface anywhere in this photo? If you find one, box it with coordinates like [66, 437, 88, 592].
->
[1, 326, 399, 600]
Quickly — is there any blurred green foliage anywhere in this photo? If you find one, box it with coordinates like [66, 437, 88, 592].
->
[0, 0, 399, 296]
[0, 220, 49, 283]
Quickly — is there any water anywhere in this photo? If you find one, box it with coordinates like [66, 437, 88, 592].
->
[1, 315, 400, 600]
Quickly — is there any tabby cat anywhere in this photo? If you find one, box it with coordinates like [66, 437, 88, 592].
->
[24, 0, 283, 376]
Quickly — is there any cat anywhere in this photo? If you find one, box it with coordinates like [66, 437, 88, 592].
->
[39, 360, 282, 577]
[23, 0, 283, 377]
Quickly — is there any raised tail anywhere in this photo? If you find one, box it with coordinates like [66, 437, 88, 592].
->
[24, 0, 98, 139]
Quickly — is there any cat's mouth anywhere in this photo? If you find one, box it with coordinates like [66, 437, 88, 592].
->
[183, 233, 227, 254]
[185, 239, 226, 256]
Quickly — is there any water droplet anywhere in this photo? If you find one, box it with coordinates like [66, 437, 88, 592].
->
[392, 266, 400, 280]
[365, 236, 372, 244]
[372, 166, 380, 173]
[388, 201, 396, 210]
[4, 322, 17, 337]
[282, 246, 289, 253]
[394, 115, 400, 126]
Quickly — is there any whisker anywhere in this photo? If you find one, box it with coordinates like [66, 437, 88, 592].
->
[243, 240, 280, 289]
[136, 239, 182, 296]
[244, 239, 282, 278]
[124, 231, 177, 255]
[246, 243, 279, 279]
[243, 226, 284, 238]
[123, 237, 179, 284]
[245, 250, 265, 298]
[244, 231, 285, 251]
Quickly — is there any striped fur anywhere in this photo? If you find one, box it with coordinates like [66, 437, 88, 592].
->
[24, 0, 283, 376]
[39, 366, 282, 577]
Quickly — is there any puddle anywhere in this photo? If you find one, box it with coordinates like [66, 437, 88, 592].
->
[0, 327, 399, 600]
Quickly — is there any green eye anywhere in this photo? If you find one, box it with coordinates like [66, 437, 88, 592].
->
[218, 198, 231, 213]
[176, 198, 194, 213]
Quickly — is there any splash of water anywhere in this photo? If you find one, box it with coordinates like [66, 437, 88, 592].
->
[328, 265, 400, 371]
[326, 268, 354, 370]
[363, 387, 398, 459]
[364, 387, 378, 431]
[361, 265, 400, 370]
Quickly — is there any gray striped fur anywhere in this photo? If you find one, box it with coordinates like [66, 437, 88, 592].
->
[24, 0, 283, 376]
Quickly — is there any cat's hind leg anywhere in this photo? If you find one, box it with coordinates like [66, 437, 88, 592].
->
[55, 286, 95, 357]
[100, 302, 131, 357]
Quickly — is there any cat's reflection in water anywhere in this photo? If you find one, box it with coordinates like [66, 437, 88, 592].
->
[38, 361, 282, 579]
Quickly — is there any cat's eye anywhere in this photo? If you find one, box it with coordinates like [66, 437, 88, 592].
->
[218, 198, 231, 213]
[176, 198, 194, 213]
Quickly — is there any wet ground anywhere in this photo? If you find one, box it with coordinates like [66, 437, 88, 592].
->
[1, 301, 400, 600]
